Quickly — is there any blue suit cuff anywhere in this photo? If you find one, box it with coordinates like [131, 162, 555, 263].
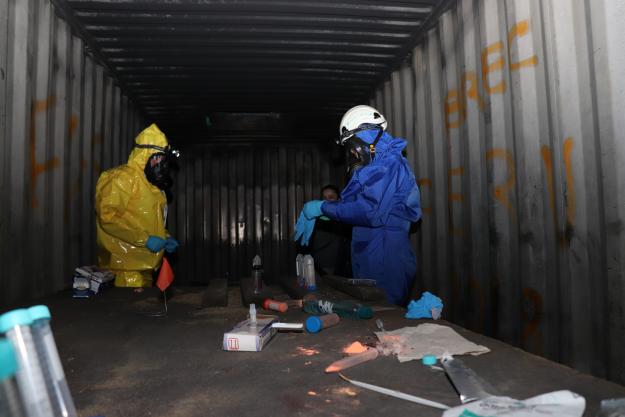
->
[321, 201, 337, 219]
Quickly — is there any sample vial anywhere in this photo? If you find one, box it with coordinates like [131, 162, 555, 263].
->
[0, 339, 26, 417]
[0, 309, 54, 417]
[29, 306, 78, 417]
[305, 313, 340, 333]
[263, 299, 288, 313]
[303, 254, 316, 291]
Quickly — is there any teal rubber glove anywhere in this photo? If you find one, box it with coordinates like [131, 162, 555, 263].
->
[303, 200, 325, 220]
[146, 236, 166, 253]
[164, 237, 179, 253]
[293, 210, 316, 246]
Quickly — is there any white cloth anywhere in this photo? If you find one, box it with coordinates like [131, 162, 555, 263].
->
[375, 323, 490, 362]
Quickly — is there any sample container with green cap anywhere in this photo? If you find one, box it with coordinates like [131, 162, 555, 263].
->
[0, 308, 54, 417]
[29, 305, 78, 417]
[0, 339, 26, 417]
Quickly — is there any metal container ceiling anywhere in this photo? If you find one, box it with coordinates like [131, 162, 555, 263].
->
[50, 0, 450, 138]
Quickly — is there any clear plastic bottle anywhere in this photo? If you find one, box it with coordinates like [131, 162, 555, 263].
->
[295, 254, 304, 287]
[252, 255, 263, 294]
[302, 299, 373, 319]
[303, 254, 316, 291]
[28, 306, 78, 417]
[0, 309, 54, 417]
[0, 339, 26, 417]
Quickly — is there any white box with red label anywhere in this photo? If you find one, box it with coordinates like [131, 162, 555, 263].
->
[222, 315, 278, 352]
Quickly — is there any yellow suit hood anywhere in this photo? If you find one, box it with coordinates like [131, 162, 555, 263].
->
[127, 123, 170, 170]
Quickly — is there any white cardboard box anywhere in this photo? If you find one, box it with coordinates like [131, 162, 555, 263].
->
[223, 315, 278, 352]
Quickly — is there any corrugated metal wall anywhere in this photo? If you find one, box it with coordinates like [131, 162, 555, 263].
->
[0, 0, 143, 308]
[168, 140, 345, 285]
[370, 0, 625, 383]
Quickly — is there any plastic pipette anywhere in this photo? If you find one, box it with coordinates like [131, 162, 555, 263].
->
[325, 348, 379, 373]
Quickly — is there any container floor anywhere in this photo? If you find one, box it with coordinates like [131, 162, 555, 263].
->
[38, 286, 625, 417]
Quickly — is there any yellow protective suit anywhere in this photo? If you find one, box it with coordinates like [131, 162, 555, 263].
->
[95, 124, 170, 287]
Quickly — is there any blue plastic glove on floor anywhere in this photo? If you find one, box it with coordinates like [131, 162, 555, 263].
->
[146, 236, 166, 253]
[164, 237, 179, 253]
[303, 200, 324, 220]
[405, 291, 444, 319]
[293, 210, 316, 246]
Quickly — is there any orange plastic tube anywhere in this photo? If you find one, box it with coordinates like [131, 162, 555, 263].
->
[325, 348, 379, 373]
[263, 299, 288, 313]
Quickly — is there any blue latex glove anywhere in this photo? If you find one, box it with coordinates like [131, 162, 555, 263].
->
[405, 292, 444, 319]
[293, 210, 316, 246]
[303, 200, 325, 220]
[164, 237, 179, 253]
[146, 236, 166, 253]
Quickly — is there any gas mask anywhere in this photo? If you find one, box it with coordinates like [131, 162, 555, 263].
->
[339, 125, 384, 177]
[136, 144, 180, 191]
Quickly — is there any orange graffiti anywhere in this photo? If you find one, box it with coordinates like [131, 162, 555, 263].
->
[486, 148, 516, 217]
[481, 41, 505, 95]
[540, 145, 556, 223]
[521, 287, 543, 355]
[69, 113, 79, 140]
[448, 167, 465, 202]
[30, 96, 60, 208]
[508, 20, 539, 71]
[92, 134, 103, 145]
[417, 178, 432, 215]
[541, 139, 576, 245]
[562, 138, 575, 226]
[446, 20, 539, 130]
[444, 88, 465, 130]
[461, 71, 485, 111]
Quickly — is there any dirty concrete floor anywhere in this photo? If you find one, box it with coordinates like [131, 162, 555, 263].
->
[37, 287, 625, 417]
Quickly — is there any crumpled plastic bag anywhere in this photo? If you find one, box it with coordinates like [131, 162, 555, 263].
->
[442, 390, 585, 417]
[405, 291, 443, 319]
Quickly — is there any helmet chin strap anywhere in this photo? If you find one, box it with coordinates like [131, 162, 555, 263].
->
[368, 125, 385, 160]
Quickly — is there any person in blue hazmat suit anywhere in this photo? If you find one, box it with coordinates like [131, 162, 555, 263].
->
[294, 105, 422, 305]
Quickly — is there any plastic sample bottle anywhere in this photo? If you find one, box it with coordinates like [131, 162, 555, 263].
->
[28, 306, 78, 417]
[0, 339, 26, 417]
[252, 255, 263, 294]
[263, 299, 288, 313]
[303, 299, 373, 319]
[303, 254, 316, 291]
[0, 309, 54, 417]
[249, 304, 257, 327]
[295, 254, 304, 287]
[305, 313, 340, 333]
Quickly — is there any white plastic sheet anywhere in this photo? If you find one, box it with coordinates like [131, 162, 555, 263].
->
[442, 390, 585, 417]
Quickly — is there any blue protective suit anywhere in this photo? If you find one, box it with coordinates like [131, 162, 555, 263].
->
[322, 130, 421, 305]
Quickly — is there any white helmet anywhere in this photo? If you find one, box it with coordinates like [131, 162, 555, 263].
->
[338, 105, 387, 144]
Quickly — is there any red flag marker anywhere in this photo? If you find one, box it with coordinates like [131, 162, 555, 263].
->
[156, 257, 174, 292]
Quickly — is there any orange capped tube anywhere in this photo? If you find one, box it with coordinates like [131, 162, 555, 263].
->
[325, 348, 379, 373]
[263, 299, 288, 313]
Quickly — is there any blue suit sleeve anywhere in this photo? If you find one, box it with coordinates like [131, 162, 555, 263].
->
[322, 165, 396, 227]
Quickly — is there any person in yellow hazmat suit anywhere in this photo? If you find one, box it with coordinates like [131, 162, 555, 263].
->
[95, 124, 180, 288]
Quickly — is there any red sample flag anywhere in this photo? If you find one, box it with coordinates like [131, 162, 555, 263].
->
[156, 257, 174, 292]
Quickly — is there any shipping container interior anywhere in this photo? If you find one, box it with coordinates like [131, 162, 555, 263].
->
[1, 0, 624, 388]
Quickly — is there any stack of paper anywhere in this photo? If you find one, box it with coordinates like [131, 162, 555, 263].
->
[72, 266, 115, 297]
